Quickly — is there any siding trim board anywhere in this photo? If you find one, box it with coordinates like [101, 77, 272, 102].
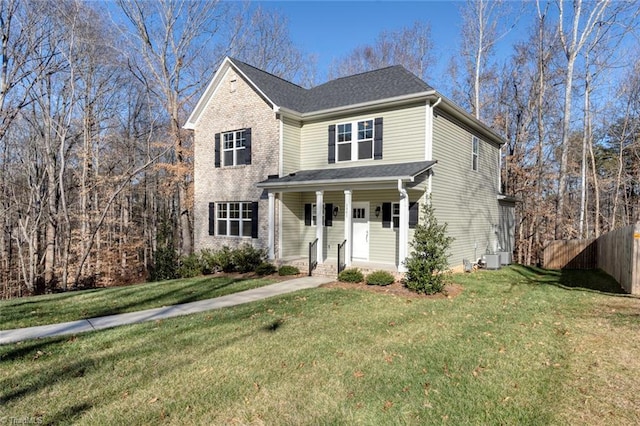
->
[435, 108, 502, 148]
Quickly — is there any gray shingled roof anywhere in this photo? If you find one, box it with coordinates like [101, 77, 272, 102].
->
[230, 58, 433, 114]
[257, 161, 436, 188]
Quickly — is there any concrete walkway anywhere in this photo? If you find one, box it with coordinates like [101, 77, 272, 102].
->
[0, 276, 333, 345]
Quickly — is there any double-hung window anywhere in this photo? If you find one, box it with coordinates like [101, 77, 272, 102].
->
[336, 119, 374, 162]
[471, 136, 479, 171]
[223, 130, 246, 166]
[216, 201, 252, 237]
[392, 202, 400, 229]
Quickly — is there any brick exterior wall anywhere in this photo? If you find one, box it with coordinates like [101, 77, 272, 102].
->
[192, 67, 280, 254]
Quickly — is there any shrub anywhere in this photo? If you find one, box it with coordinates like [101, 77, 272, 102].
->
[403, 200, 454, 294]
[199, 249, 218, 275]
[231, 244, 267, 273]
[278, 265, 300, 276]
[150, 246, 178, 282]
[255, 262, 277, 276]
[214, 246, 235, 273]
[338, 268, 364, 283]
[177, 253, 203, 278]
[365, 270, 395, 286]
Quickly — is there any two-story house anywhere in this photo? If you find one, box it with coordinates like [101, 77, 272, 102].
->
[184, 57, 515, 274]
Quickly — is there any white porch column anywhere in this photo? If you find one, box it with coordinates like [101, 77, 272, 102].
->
[344, 189, 352, 266]
[267, 192, 275, 260]
[316, 190, 324, 264]
[398, 181, 409, 272]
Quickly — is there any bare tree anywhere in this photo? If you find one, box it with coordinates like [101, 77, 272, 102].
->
[231, 5, 316, 86]
[555, 0, 611, 239]
[327, 22, 434, 81]
[116, 0, 230, 257]
[458, 0, 521, 120]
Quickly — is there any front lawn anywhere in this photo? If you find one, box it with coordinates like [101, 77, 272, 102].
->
[0, 275, 276, 330]
[1, 265, 639, 424]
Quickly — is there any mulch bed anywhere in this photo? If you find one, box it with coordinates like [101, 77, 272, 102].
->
[320, 280, 463, 299]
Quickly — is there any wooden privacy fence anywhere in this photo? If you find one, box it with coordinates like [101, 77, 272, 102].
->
[543, 239, 597, 269]
[543, 223, 640, 295]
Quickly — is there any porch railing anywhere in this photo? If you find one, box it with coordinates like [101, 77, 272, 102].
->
[308, 238, 318, 276]
[337, 239, 347, 274]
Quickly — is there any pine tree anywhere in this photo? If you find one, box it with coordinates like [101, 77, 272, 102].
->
[403, 200, 454, 294]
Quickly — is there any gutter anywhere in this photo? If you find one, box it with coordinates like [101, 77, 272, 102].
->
[278, 90, 437, 121]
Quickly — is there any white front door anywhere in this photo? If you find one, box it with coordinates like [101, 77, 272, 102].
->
[352, 202, 369, 261]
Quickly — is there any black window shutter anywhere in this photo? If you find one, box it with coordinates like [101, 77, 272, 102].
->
[374, 117, 383, 160]
[304, 203, 312, 226]
[382, 202, 391, 228]
[409, 202, 419, 229]
[214, 133, 221, 168]
[324, 203, 333, 227]
[244, 128, 252, 165]
[251, 201, 259, 238]
[328, 124, 336, 164]
[208, 202, 215, 235]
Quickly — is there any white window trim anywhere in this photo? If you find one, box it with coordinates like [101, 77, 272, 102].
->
[311, 203, 317, 227]
[392, 202, 400, 229]
[216, 201, 252, 238]
[222, 130, 246, 167]
[335, 118, 374, 162]
[472, 136, 479, 171]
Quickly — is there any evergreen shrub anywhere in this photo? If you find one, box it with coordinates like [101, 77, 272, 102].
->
[403, 200, 454, 294]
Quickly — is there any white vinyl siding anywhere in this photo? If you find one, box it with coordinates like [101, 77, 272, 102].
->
[282, 117, 301, 175]
[281, 193, 302, 257]
[299, 103, 426, 169]
[431, 113, 500, 265]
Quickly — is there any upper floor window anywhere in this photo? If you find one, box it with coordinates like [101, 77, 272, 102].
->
[472, 136, 479, 171]
[336, 119, 373, 162]
[223, 130, 246, 166]
[328, 118, 382, 164]
[214, 128, 252, 168]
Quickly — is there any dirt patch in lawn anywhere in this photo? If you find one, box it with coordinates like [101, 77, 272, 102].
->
[320, 280, 463, 299]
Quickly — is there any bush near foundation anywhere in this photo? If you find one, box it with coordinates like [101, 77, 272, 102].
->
[365, 270, 395, 286]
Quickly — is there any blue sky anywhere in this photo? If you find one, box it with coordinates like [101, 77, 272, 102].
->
[255, 1, 531, 87]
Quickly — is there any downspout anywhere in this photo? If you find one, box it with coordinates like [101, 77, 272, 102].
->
[427, 97, 440, 205]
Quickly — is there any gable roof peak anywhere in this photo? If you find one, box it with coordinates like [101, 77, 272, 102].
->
[228, 57, 307, 91]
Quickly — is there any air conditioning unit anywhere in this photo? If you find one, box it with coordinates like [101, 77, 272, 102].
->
[497, 251, 511, 265]
[484, 254, 501, 270]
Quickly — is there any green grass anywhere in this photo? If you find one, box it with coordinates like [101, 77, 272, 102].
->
[0, 275, 276, 330]
[1, 265, 639, 425]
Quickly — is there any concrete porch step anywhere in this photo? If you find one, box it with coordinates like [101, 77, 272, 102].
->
[278, 257, 401, 280]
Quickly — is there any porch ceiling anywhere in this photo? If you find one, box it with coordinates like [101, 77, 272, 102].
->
[257, 160, 436, 192]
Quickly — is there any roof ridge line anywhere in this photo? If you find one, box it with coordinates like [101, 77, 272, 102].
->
[228, 57, 309, 91]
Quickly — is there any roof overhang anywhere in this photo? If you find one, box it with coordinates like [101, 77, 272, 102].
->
[257, 160, 436, 193]
[277, 90, 437, 122]
[435, 95, 505, 147]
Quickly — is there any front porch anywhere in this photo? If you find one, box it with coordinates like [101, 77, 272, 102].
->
[278, 256, 402, 280]
[257, 161, 436, 276]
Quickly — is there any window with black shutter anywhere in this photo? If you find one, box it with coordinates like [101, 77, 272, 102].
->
[329, 118, 382, 163]
[208, 202, 215, 235]
[382, 203, 392, 228]
[409, 202, 419, 229]
[324, 203, 333, 227]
